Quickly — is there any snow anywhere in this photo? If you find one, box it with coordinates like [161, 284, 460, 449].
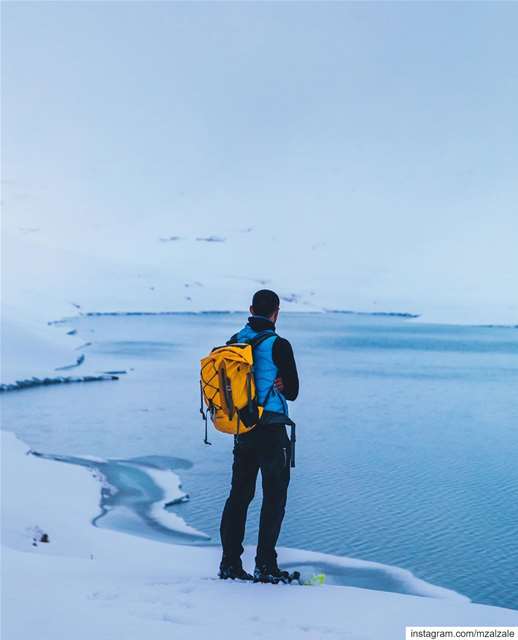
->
[1, 305, 96, 385]
[133, 465, 210, 540]
[1, 431, 101, 559]
[4, 223, 517, 330]
[3, 224, 516, 388]
[2, 430, 517, 640]
[0, 231, 119, 386]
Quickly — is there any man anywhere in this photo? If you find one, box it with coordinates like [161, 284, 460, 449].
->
[219, 289, 299, 583]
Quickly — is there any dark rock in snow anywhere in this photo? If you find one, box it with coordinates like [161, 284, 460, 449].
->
[55, 353, 86, 370]
[0, 374, 118, 393]
[75, 343, 91, 351]
[195, 235, 226, 243]
[325, 309, 420, 319]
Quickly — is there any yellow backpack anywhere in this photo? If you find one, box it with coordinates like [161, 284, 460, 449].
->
[199, 332, 275, 444]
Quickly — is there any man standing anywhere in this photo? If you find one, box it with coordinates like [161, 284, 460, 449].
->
[219, 289, 299, 583]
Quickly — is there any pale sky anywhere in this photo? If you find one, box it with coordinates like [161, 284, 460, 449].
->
[2, 1, 518, 322]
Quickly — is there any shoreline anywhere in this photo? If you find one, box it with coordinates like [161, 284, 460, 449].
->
[49, 308, 517, 328]
[10, 436, 471, 602]
[1, 431, 474, 603]
[3, 427, 518, 640]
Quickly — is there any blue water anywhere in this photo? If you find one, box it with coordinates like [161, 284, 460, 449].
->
[30, 450, 202, 544]
[2, 313, 517, 608]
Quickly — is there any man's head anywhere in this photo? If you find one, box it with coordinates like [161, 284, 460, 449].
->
[250, 289, 280, 323]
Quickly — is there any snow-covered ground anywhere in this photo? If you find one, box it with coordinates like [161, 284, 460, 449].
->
[3, 430, 517, 640]
[3, 224, 516, 388]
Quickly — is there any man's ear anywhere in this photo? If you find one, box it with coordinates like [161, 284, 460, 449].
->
[249, 305, 254, 315]
[272, 308, 279, 323]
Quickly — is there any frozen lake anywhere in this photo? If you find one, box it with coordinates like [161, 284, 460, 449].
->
[2, 312, 517, 608]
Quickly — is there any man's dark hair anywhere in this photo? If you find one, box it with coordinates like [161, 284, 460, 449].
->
[252, 289, 280, 318]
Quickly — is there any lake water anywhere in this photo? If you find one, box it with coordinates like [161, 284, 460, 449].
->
[2, 312, 517, 609]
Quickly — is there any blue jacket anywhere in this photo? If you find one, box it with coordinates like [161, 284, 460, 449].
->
[233, 323, 289, 417]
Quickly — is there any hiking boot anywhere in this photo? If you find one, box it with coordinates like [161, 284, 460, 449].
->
[253, 562, 291, 584]
[218, 561, 253, 581]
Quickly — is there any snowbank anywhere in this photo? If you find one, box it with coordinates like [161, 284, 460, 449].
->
[0, 230, 123, 386]
[1, 303, 103, 386]
[144, 465, 210, 538]
[2, 431, 517, 640]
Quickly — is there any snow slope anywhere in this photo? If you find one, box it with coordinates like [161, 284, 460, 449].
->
[2, 431, 517, 640]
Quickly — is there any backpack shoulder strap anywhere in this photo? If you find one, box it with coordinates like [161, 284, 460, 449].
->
[247, 330, 277, 349]
[226, 329, 276, 348]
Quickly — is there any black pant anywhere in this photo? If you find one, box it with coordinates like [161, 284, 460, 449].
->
[220, 424, 291, 567]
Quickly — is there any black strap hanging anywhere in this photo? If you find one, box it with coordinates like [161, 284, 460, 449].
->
[200, 381, 212, 445]
[290, 422, 296, 468]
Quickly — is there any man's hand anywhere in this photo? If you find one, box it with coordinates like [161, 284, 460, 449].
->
[274, 377, 285, 392]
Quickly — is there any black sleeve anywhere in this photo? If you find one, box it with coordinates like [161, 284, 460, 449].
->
[272, 337, 299, 401]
